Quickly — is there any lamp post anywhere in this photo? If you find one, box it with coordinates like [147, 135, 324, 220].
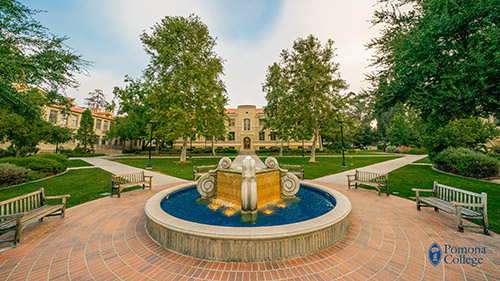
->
[339, 120, 347, 167]
[146, 120, 155, 169]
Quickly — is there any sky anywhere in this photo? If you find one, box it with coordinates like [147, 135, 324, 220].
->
[23, 0, 382, 109]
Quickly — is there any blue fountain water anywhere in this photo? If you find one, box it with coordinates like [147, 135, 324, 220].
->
[160, 184, 336, 227]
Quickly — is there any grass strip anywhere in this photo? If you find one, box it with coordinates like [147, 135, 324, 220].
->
[112, 156, 401, 180]
[0, 168, 141, 208]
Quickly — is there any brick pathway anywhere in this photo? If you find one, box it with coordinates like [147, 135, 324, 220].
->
[1, 180, 499, 281]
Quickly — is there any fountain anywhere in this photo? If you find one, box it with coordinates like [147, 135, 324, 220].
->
[145, 150, 351, 262]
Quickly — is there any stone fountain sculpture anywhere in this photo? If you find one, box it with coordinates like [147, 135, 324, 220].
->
[196, 150, 300, 214]
[241, 156, 257, 213]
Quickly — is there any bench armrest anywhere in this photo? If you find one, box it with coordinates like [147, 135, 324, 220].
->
[346, 175, 355, 179]
[44, 195, 71, 199]
[451, 202, 484, 208]
[144, 175, 153, 179]
[411, 188, 433, 192]
[0, 213, 28, 219]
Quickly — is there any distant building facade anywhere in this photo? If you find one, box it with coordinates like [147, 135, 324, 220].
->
[173, 105, 313, 150]
[36, 104, 139, 154]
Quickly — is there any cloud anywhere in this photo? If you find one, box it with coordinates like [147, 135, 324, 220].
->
[65, 70, 125, 107]
[63, 0, 382, 108]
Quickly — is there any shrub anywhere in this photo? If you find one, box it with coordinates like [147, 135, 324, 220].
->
[433, 147, 500, 179]
[67, 153, 106, 157]
[38, 153, 68, 169]
[385, 146, 403, 153]
[215, 147, 238, 154]
[0, 163, 30, 186]
[407, 147, 427, 155]
[423, 117, 500, 158]
[0, 148, 12, 158]
[0, 156, 64, 175]
[488, 145, 500, 157]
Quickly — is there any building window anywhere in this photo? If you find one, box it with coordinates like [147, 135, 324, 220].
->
[243, 119, 251, 131]
[259, 119, 265, 127]
[103, 121, 109, 131]
[96, 119, 102, 130]
[102, 139, 106, 145]
[259, 131, 265, 141]
[95, 136, 100, 144]
[270, 132, 277, 141]
[229, 132, 235, 140]
[59, 114, 68, 125]
[230, 119, 235, 126]
[48, 110, 58, 124]
[70, 115, 78, 126]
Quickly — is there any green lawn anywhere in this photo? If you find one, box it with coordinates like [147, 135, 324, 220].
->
[0, 168, 141, 208]
[112, 155, 401, 180]
[369, 165, 499, 233]
[414, 157, 431, 164]
[67, 159, 93, 168]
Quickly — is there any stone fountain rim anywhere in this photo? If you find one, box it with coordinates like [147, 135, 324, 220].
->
[145, 181, 351, 240]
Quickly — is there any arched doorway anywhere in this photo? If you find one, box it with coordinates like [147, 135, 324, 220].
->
[243, 137, 251, 150]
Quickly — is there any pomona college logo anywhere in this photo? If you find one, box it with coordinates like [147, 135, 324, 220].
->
[429, 242, 442, 266]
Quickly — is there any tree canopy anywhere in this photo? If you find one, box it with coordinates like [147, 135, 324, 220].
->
[106, 76, 152, 149]
[140, 14, 228, 161]
[368, 0, 500, 128]
[263, 35, 348, 161]
[85, 89, 109, 109]
[75, 109, 96, 153]
[0, 0, 88, 119]
[0, 0, 88, 156]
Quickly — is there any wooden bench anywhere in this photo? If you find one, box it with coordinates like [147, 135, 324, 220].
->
[346, 170, 389, 196]
[280, 164, 304, 180]
[111, 171, 153, 198]
[193, 165, 217, 180]
[413, 181, 489, 235]
[0, 188, 70, 246]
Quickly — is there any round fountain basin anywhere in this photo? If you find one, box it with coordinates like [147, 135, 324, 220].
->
[145, 182, 351, 262]
[160, 185, 336, 227]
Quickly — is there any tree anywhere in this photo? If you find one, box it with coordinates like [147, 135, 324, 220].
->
[85, 89, 109, 109]
[423, 117, 500, 158]
[141, 14, 228, 162]
[0, 0, 87, 156]
[263, 35, 348, 162]
[0, 0, 88, 119]
[106, 76, 152, 151]
[263, 62, 295, 156]
[45, 125, 73, 153]
[388, 113, 410, 146]
[368, 0, 500, 128]
[75, 109, 96, 153]
[0, 109, 51, 157]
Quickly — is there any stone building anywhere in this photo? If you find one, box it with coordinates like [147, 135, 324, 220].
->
[36, 104, 138, 154]
[173, 105, 313, 150]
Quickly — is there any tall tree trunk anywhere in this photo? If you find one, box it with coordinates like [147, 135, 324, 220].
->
[279, 140, 283, 156]
[319, 135, 323, 151]
[55, 143, 59, 153]
[129, 140, 133, 151]
[211, 137, 216, 156]
[155, 140, 159, 156]
[309, 128, 319, 162]
[180, 136, 188, 162]
[15, 146, 22, 158]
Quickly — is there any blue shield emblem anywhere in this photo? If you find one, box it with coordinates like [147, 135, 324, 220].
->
[428, 243, 442, 267]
